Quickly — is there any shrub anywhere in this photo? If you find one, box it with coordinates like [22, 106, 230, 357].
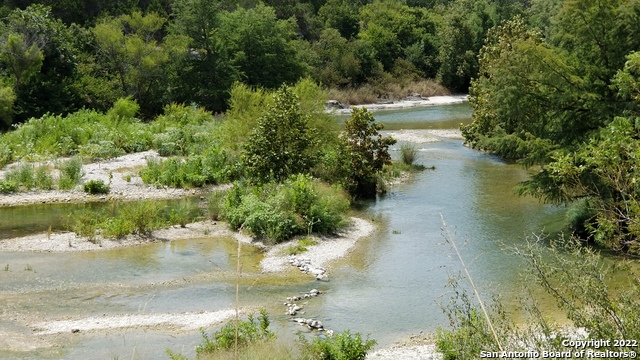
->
[34, 165, 53, 190]
[0, 179, 18, 194]
[122, 201, 162, 235]
[83, 179, 111, 194]
[0, 142, 12, 168]
[67, 208, 100, 241]
[102, 216, 133, 239]
[400, 143, 417, 165]
[221, 177, 349, 243]
[208, 190, 227, 221]
[107, 97, 139, 122]
[196, 309, 274, 355]
[169, 200, 200, 228]
[58, 157, 84, 190]
[301, 330, 376, 360]
[140, 147, 231, 188]
[78, 140, 125, 161]
[6, 163, 35, 189]
[340, 107, 396, 197]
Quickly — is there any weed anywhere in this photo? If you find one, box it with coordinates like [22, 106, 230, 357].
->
[196, 309, 274, 355]
[300, 330, 376, 360]
[6, 163, 35, 189]
[24, 264, 33, 271]
[0, 179, 18, 194]
[400, 143, 418, 165]
[122, 201, 162, 235]
[123, 174, 132, 182]
[392, 229, 401, 234]
[68, 208, 99, 241]
[47, 225, 52, 239]
[169, 200, 199, 228]
[58, 157, 84, 190]
[35, 165, 53, 190]
[4, 264, 9, 271]
[208, 190, 227, 221]
[282, 237, 317, 255]
[83, 179, 111, 194]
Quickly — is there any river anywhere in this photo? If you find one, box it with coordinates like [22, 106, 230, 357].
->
[0, 103, 567, 359]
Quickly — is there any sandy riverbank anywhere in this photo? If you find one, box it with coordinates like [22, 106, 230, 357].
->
[329, 94, 469, 115]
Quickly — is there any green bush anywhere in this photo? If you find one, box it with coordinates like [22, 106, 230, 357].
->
[102, 216, 133, 239]
[140, 146, 232, 189]
[0, 179, 18, 194]
[34, 165, 53, 190]
[301, 330, 376, 360]
[207, 190, 227, 221]
[122, 201, 162, 235]
[0, 142, 12, 168]
[221, 176, 349, 243]
[66, 201, 173, 239]
[78, 140, 125, 161]
[107, 97, 139, 122]
[83, 179, 110, 194]
[169, 200, 200, 228]
[67, 208, 100, 241]
[196, 309, 274, 355]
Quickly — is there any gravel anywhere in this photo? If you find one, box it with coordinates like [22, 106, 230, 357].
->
[0, 150, 225, 207]
[260, 217, 375, 273]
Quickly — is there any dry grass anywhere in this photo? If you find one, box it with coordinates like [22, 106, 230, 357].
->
[326, 79, 450, 105]
[196, 340, 299, 360]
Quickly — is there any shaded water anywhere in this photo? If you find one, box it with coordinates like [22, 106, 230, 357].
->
[0, 103, 568, 359]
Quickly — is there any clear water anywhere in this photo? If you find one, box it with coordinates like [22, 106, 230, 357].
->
[0, 103, 569, 359]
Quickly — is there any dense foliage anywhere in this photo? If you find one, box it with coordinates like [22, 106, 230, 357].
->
[0, 0, 527, 126]
[462, 0, 640, 254]
[436, 236, 640, 358]
[220, 175, 350, 243]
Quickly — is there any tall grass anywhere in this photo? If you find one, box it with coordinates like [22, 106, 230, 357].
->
[66, 200, 201, 240]
[400, 144, 418, 165]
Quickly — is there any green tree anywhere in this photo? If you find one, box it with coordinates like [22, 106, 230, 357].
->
[0, 33, 43, 93]
[92, 11, 188, 118]
[167, 0, 238, 111]
[242, 86, 318, 183]
[0, 5, 84, 123]
[358, 0, 434, 73]
[218, 5, 309, 89]
[0, 83, 16, 126]
[340, 107, 396, 197]
[318, 0, 360, 39]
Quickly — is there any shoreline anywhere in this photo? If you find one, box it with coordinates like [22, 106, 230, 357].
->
[328, 94, 469, 115]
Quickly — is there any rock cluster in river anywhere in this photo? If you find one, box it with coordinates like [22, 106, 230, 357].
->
[288, 256, 327, 280]
[292, 317, 327, 331]
[283, 289, 329, 332]
[284, 289, 322, 316]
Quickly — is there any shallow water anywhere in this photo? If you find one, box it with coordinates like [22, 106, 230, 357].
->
[0, 103, 571, 359]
